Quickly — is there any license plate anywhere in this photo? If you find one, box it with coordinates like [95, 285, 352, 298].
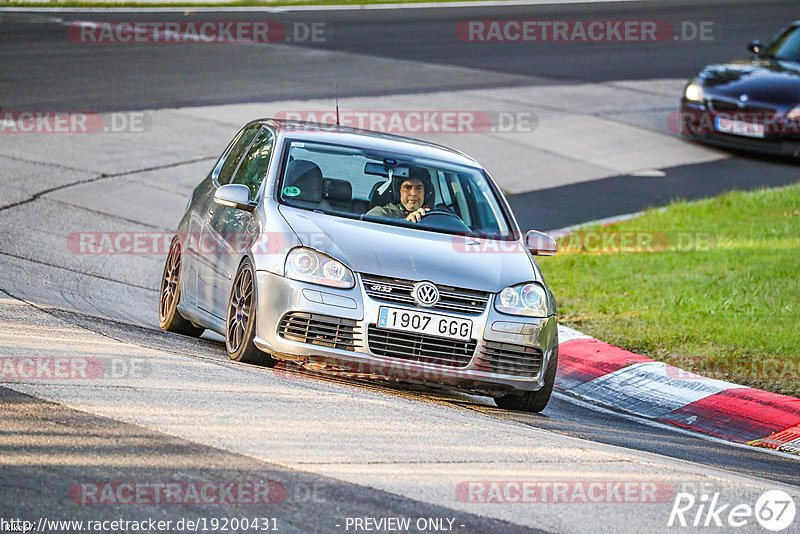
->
[715, 116, 765, 138]
[377, 307, 472, 341]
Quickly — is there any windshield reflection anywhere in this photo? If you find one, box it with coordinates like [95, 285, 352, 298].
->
[278, 140, 514, 240]
[762, 24, 800, 61]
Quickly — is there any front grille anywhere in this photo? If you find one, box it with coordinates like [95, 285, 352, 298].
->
[278, 312, 360, 351]
[709, 99, 777, 117]
[367, 325, 477, 368]
[361, 274, 489, 315]
[473, 341, 543, 377]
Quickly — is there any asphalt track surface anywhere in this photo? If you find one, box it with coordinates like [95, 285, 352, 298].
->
[1, 0, 799, 532]
[4, 0, 800, 233]
[1, 0, 798, 110]
[2, 386, 538, 534]
[510, 155, 800, 231]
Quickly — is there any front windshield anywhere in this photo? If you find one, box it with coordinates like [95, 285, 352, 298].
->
[761, 24, 800, 61]
[277, 140, 514, 239]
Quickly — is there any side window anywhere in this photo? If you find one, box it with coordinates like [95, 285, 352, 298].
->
[216, 125, 260, 186]
[231, 127, 274, 200]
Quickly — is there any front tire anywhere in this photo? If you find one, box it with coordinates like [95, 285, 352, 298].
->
[159, 237, 205, 337]
[226, 258, 274, 366]
[494, 349, 558, 413]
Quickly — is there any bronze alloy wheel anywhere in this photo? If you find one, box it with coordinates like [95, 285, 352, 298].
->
[226, 258, 273, 366]
[159, 237, 205, 337]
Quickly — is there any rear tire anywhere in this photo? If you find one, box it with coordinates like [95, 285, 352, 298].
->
[494, 349, 558, 413]
[226, 258, 274, 366]
[159, 237, 205, 337]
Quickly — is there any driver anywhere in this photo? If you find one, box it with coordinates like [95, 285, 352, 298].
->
[366, 166, 431, 223]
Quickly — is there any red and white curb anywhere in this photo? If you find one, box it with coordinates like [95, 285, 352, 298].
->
[556, 325, 800, 454]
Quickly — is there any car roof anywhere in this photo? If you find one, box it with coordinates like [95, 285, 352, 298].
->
[245, 118, 484, 169]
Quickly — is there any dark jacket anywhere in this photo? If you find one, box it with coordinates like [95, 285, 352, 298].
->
[366, 202, 410, 219]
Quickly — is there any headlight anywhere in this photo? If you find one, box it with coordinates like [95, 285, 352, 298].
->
[285, 248, 354, 289]
[684, 82, 704, 102]
[495, 283, 548, 317]
[787, 105, 800, 122]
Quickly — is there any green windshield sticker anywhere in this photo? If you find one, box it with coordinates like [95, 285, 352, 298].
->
[283, 186, 301, 197]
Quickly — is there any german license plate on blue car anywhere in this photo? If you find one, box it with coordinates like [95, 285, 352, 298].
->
[714, 116, 765, 138]
[377, 307, 472, 341]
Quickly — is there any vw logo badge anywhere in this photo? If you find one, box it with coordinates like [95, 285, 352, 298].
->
[739, 94, 749, 102]
[412, 281, 440, 307]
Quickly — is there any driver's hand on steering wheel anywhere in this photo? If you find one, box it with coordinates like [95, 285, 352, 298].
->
[405, 207, 430, 223]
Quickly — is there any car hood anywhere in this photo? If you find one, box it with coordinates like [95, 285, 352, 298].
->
[697, 59, 800, 108]
[278, 206, 538, 292]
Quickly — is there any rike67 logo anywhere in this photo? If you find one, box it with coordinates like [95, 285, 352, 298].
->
[668, 490, 796, 531]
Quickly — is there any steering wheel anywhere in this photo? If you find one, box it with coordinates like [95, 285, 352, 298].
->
[425, 208, 461, 219]
[419, 208, 470, 232]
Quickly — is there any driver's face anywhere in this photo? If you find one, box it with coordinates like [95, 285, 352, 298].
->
[400, 179, 425, 212]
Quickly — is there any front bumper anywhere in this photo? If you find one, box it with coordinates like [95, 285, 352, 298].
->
[252, 270, 558, 396]
[679, 101, 800, 157]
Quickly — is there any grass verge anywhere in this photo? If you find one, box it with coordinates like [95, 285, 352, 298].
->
[537, 183, 800, 398]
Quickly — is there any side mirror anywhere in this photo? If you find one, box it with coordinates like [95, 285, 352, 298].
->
[748, 40, 763, 55]
[214, 184, 257, 212]
[525, 230, 557, 256]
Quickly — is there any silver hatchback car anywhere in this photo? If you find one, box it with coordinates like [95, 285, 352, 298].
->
[159, 119, 559, 412]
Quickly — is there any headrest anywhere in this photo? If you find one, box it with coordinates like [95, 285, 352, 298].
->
[368, 180, 393, 209]
[284, 159, 322, 202]
[322, 178, 352, 202]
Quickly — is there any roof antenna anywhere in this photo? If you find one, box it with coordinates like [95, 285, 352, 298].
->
[335, 85, 340, 126]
